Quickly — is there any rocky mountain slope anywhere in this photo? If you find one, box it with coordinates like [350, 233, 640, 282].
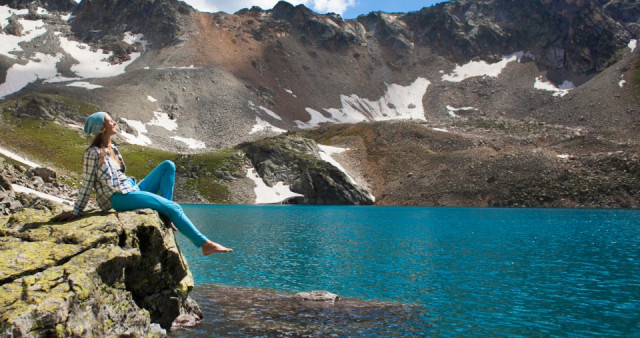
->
[0, 0, 639, 207]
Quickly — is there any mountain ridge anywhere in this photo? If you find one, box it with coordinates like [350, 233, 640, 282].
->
[0, 0, 639, 207]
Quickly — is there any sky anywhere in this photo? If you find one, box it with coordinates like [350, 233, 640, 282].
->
[182, 0, 448, 19]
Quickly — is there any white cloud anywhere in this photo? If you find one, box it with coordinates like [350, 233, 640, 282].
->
[310, 0, 355, 14]
[182, 0, 353, 15]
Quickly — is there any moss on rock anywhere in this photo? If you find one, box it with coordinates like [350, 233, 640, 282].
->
[0, 205, 200, 336]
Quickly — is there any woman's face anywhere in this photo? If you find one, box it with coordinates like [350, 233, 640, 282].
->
[103, 115, 117, 136]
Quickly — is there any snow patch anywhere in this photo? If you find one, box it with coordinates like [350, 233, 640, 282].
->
[147, 95, 157, 102]
[534, 76, 574, 97]
[171, 136, 206, 149]
[246, 168, 303, 204]
[67, 81, 103, 90]
[0, 16, 48, 58]
[259, 106, 282, 121]
[159, 65, 197, 70]
[0, 53, 62, 99]
[148, 111, 177, 131]
[44, 75, 79, 83]
[285, 89, 297, 98]
[248, 101, 283, 121]
[318, 144, 354, 183]
[629, 39, 637, 53]
[317, 144, 375, 202]
[433, 128, 449, 133]
[123, 32, 147, 50]
[556, 154, 570, 159]
[442, 52, 530, 82]
[14, 185, 73, 206]
[1, 6, 27, 29]
[0, 20, 148, 98]
[296, 108, 336, 128]
[59, 36, 142, 78]
[250, 117, 286, 135]
[119, 118, 152, 146]
[0, 146, 40, 168]
[296, 78, 430, 128]
[446, 105, 477, 118]
[619, 75, 626, 88]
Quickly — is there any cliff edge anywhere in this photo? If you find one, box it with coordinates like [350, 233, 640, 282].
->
[0, 193, 201, 335]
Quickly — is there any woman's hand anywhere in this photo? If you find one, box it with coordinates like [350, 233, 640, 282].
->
[53, 212, 78, 222]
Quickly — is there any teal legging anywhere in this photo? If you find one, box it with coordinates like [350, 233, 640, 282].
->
[110, 160, 208, 247]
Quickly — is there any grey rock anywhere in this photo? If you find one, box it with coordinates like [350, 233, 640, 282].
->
[294, 290, 340, 302]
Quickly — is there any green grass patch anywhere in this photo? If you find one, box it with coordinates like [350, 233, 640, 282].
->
[0, 115, 87, 173]
[117, 144, 179, 180]
[175, 149, 245, 203]
[0, 94, 101, 174]
[0, 93, 245, 204]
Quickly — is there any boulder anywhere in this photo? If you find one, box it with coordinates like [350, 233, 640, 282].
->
[0, 201, 201, 336]
[241, 135, 373, 205]
[294, 290, 340, 302]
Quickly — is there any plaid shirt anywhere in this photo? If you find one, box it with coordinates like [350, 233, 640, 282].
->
[72, 145, 137, 215]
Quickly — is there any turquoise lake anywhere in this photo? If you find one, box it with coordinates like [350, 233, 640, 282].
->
[170, 205, 640, 337]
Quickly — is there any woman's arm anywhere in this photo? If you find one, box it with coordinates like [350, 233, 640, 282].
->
[72, 148, 100, 216]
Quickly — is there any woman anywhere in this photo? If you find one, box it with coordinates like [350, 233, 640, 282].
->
[54, 112, 232, 256]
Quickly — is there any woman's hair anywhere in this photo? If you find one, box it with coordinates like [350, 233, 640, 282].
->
[87, 127, 120, 167]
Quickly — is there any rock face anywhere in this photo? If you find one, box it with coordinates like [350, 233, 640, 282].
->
[398, 0, 630, 72]
[70, 0, 195, 48]
[0, 198, 201, 335]
[241, 136, 374, 205]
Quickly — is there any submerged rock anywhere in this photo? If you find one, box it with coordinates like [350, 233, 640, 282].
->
[294, 290, 340, 302]
[172, 284, 431, 337]
[0, 199, 200, 336]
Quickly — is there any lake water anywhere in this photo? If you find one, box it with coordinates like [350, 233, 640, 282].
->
[170, 205, 640, 337]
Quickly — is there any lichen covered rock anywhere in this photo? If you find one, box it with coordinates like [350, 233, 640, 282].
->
[0, 200, 201, 336]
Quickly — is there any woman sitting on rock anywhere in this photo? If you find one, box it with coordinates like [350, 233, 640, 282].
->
[54, 112, 232, 256]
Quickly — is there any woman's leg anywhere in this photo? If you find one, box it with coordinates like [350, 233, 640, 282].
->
[111, 190, 208, 247]
[137, 160, 176, 200]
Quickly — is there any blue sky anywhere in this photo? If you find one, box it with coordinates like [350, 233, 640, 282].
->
[182, 0, 448, 19]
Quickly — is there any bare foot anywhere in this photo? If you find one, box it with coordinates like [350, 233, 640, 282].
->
[201, 240, 233, 256]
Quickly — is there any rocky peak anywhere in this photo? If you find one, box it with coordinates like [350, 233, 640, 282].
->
[356, 12, 413, 53]
[0, 0, 76, 12]
[400, 0, 631, 72]
[245, 1, 365, 51]
[600, 0, 640, 36]
[70, 0, 195, 47]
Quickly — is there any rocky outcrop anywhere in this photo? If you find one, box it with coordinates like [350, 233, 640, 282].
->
[241, 135, 373, 205]
[601, 0, 640, 36]
[0, 197, 201, 335]
[70, 0, 195, 48]
[400, 0, 631, 72]
[0, 0, 77, 12]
